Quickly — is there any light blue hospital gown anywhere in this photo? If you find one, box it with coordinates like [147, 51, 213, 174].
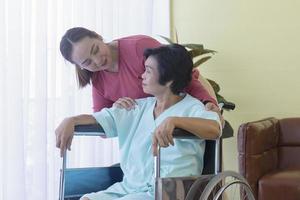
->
[81, 94, 220, 200]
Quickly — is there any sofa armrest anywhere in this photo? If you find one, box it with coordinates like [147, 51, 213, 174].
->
[238, 117, 280, 198]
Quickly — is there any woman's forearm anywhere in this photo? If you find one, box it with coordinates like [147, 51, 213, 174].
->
[72, 114, 98, 125]
[172, 117, 220, 139]
[55, 114, 98, 157]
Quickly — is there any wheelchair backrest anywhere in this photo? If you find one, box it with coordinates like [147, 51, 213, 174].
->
[202, 140, 217, 174]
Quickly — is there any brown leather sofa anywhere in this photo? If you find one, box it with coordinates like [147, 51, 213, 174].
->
[238, 117, 300, 200]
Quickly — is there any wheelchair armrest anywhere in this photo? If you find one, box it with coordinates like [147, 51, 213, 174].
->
[172, 128, 198, 139]
[74, 124, 203, 139]
[74, 124, 105, 136]
[74, 124, 220, 140]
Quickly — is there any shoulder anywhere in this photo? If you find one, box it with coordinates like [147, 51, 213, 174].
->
[182, 94, 206, 109]
[135, 35, 161, 54]
[118, 35, 161, 56]
[135, 96, 156, 108]
[117, 35, 160, 45]
[101, 97, 155, 115]
[183, 94, 220, 122]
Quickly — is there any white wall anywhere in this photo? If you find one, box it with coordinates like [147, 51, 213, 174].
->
[172, 0, 300, 171]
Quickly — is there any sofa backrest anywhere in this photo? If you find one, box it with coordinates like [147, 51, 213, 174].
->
[278, 118, 300, 169]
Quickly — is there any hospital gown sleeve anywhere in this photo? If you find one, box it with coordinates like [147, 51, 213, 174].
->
[188, 104, 222, 133]
[92, 107, 131, 138]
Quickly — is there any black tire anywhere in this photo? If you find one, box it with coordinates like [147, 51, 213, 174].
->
[199, 171, 255, 200]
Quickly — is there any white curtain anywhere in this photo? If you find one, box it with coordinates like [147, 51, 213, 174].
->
[0, 0, 170, 199]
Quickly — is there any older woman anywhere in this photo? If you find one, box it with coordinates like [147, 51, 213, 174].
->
[55, 44, 221, 200]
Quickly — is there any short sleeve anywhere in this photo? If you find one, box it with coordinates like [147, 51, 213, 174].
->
[185, 69, 218, 105]
[188, 103, 222, 132]
[92, 106, 139, 138]
[92, 108, 118, 138]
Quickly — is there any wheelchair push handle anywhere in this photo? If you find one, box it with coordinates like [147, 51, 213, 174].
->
[219, 101, 235, 111]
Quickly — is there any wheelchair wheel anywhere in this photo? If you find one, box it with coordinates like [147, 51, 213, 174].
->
[198, 171, 255, 200]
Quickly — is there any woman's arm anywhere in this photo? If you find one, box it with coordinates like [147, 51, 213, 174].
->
[152, 117, 220, 155]
[55, 114, 97, 157]
[198, 73, 217, 100]
[185, 69, 217, 105]
[186, 69, 225, 126]
[172, 117, 220, 139]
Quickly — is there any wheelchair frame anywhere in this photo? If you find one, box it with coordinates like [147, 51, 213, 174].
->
[58, 102, 255, 200]
[154, 129, 221, 200]
[59, 125, 222, 200]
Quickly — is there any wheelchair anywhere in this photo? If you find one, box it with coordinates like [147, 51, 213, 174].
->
[59, 103, 255, 200]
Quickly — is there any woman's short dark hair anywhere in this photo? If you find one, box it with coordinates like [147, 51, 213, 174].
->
[143, 44, 193, 95]
[60, 27, 101, 88]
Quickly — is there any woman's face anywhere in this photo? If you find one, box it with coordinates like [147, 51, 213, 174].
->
[71, 36, 113, 72]
[142, 56, 170, 96]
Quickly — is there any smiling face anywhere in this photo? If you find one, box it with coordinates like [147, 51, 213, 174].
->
[71, 36, 113, 72]
[142, 56, 171, 96]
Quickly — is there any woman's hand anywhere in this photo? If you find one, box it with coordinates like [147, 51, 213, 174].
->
[152, 117, 176, 156]
[55, 117, 75, 157]
[113, 97, 137, 110]
[205, 102, 224, 128]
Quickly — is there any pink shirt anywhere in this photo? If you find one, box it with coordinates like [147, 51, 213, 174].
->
[91, 35, 216, 112]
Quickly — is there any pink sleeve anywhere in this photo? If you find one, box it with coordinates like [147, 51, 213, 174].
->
[185, 69, 218, 105]
[92, 86, 114, 112]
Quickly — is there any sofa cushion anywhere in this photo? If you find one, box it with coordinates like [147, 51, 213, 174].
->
[258, 169, 300, 200]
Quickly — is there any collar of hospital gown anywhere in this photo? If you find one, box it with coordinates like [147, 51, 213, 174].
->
[92, 94, 220, 193]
